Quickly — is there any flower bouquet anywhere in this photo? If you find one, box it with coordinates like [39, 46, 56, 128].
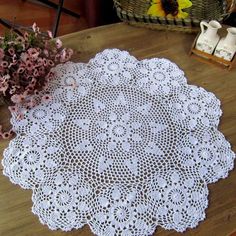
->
[0, 23, 73, 139]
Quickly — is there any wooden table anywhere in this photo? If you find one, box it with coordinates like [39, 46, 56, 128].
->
[0, 23, 236, 236]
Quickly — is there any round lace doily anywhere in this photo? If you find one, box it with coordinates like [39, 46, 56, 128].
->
[2, 49, 235, 236]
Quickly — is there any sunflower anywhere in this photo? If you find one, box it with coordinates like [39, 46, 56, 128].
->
[147, 0, 192, 19]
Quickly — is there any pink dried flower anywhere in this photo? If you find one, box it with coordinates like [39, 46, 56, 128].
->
[42, 83, 49, 90]
[0, 82, 8, 95]
[38, 66, 45, 75]
[17, 67, 25, 74]
[0, 48, 5, 60]
[67, 48, 73, 57]
[11, 94, 25, 104]
[46, 71, 55, 80]
[0, 23, 73, 138]
[42, 94, 52, 102]
[35, 58, 43, 67]
[48, 60, 54, 67]
[37, 48, 42, 54]
[32, 22, 37, 32]
[12, 54, 17, 63]
[65, 55, 70, 61]
[23, 90, 29, 97]
[55, 38, 62, 49]
[27, 98, 36, 108]
[44, 40, 49, 49]
[1, 61, 8, 68]
[12, 71, 18, 78]
[26, 61, 34, 71]
[34, 90, 39, 95]
[32, 22, 40, 33]
[54, 53, 61, 62]
[8, 47, 15, 56]
[0, 124, 15, 140]
[16, 36, 25, 44]
[2, 74, 10, 81]
[28, 48, 39, 60]
[0, 128, 14, 140]
[43, 58, 48, 66]
[26, 83, 33, 91]
[60, 49, 67, 63]
[8, 105, 18, 113]
[31, 78, 37, 86]
[24, 32, 29, 40]
[28, 48, 38, 55]
[33, 68, 39, 77]
[47, 30, 53, 39]
[2, 131, 12, 139]
[43, 49, 49, 57]
[11, 94, 21, 104]
[8, 61, 18, 68]
[9, 85, 19, 94]
[21, 52, 30, 63]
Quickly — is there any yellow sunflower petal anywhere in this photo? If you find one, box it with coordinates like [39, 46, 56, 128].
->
[178, 0, 192, 9]
[166, 14, 174, 19]
[147, 3, 166, 17]
[176, 10, 189, 18]
[147, 4, 158, 15]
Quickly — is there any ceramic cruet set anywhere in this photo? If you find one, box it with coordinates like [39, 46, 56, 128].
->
[195, 20, 236, 61]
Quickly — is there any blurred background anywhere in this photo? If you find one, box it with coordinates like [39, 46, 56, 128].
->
[0, 0, 120, 36]
[0, 0, 235, 37]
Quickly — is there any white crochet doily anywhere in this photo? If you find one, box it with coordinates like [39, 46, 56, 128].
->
[2, 49, 235, 236]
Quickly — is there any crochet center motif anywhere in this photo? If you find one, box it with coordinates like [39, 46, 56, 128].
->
[66, 86, 175, 180]
[2, 49, 235, 236]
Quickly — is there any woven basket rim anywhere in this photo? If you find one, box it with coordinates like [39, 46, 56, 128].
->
[114, 0, 234, 22]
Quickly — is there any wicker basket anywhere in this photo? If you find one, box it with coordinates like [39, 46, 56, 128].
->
[114, 0, 236, 32]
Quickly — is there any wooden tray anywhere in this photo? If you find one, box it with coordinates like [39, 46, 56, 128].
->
[189, 30, 236, 70]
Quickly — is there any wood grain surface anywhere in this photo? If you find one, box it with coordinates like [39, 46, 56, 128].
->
[0, 0, 88, 36]
[0, 23, 236, 236]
